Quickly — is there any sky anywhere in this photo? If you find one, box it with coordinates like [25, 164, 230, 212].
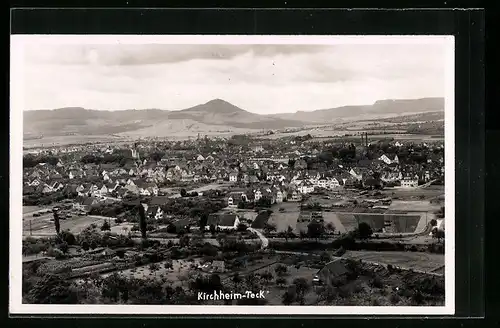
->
[17, 38, 449, 114]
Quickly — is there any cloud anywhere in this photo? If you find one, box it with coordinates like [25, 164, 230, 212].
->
[19, 42, 448, 113]
[24, 44, 329, 66]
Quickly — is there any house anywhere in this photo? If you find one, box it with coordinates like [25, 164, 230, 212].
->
[401, 177, 418, 188]
[298, 181, 314, 194]
[68, 170, 81, 180]
[275, 190, 284, 203]
[254, 189, 263, 201]
[206, 213, 240, 230]
[253, 145, 264, 153]
[229, 172, 238, 183]
[74, 197, 99, 212]
[289, 190, 302, 202]
[349, 168, 363, 181]
[211, 260, 226, 273]
[146, 205, 164, 220]
[327, 178, 341, 189]
[227, 192, 248, 207]
[313, 258, 349, 285]
[28, 179, 41, 187]
[42, 185, 53, 194]
[196, 154, 205, 161]
[378, 154, 400, 165]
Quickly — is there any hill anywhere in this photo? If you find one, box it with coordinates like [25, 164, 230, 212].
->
[23, 97, 445, 139]
[271, 97, 444, 123]
[23, 99, 304, 138]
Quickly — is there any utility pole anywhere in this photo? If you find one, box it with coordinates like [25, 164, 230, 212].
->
[29, 220, 32, 236]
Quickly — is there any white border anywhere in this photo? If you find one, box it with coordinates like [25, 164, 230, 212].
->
[9, 35, 455, 316]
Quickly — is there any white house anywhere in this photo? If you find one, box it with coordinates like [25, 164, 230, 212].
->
[328, 178, 341, 189]
[401, 178, 418, 188]
[229, 172, 238, 183]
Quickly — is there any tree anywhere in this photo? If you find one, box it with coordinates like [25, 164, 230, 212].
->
[209, 224, 217, 236]
[245, 273, 258, 288]
[263, 223, 277, 234]
[237, 222, 248, 232]
[276, 277, 287, 288]
[164, 260, 174, 270]
[180, 189, 187, 197]
[293, 277, 311, 305]
[166, 224, 177, 234]
[58, 242, 69, 254]
[282, 286, 297, 305]
[179, 235, 190, 248]
[275, 264, 288, 277]
[436, 206, 445, 218]
[199, 214, 208, 232]
[25, 274, 78, 304]
[325, 222, 336, 235]
[138, 203, 147, 239]
[53, 210, 61, 235]
[59, 230, 76, 245]
[285, 226, 295, 242]
[260, 271, 273, 285]
[320, 251, 332, 263]
[101, 220, 111, 231]
[356, 222, 373, 239]
[149, 263, 160, 276]
[307, 221, 325, 241]
[432, 228, 445, 243]
[232, 273, 242, 286]
[430, 219, 438, 227]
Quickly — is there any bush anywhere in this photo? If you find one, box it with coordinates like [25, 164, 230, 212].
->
[101, 221, 111, 231]
[370, 276, 384, 289]
[389, 293, 401, 305]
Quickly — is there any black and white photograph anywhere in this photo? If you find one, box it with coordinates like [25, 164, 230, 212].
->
[10, 35, 455, 315]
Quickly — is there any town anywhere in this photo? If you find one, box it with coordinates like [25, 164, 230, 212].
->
[21, 132, 446, 306]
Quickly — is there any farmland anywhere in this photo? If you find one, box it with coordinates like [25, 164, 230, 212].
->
[343, 250, 445, 272]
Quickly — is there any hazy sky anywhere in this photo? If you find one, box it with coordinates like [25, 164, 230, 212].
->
[19, 40, 448, 114]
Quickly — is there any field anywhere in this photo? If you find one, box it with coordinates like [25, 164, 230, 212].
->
[388, 200, 442, 212]
[343, 250, 445, 273]
[382, 185, 445, 202]
[101, 259, 203, 287]
[23, 214, 118, 237]
[336, 213, 359, 232]
[23, 135, 128, 149]
[268, 203, 300, 232]
[22, 206, 44, 214]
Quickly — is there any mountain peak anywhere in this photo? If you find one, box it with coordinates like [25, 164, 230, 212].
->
[205, 98, 230, 105]
[181, 98, 247, 114]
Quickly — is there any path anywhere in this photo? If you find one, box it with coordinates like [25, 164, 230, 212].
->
[247, 227, 269, 249]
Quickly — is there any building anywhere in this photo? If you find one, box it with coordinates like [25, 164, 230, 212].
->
[401, 177, 418, 188]
[146, 205, 164, 220]
[206, 213, 240, 231]
[211, 260, 226, 273]
[313, 258, 349, 285]
[229, 172, 238, 183]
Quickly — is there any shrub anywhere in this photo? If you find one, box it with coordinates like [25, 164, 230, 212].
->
[390, 293, 401, 305]
[370, 276, 384, 289]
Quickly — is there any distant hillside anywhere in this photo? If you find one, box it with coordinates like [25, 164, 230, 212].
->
[23, 97, 445, 138]
[23, 99, 304, 137]
[271, 97, 444, 123]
